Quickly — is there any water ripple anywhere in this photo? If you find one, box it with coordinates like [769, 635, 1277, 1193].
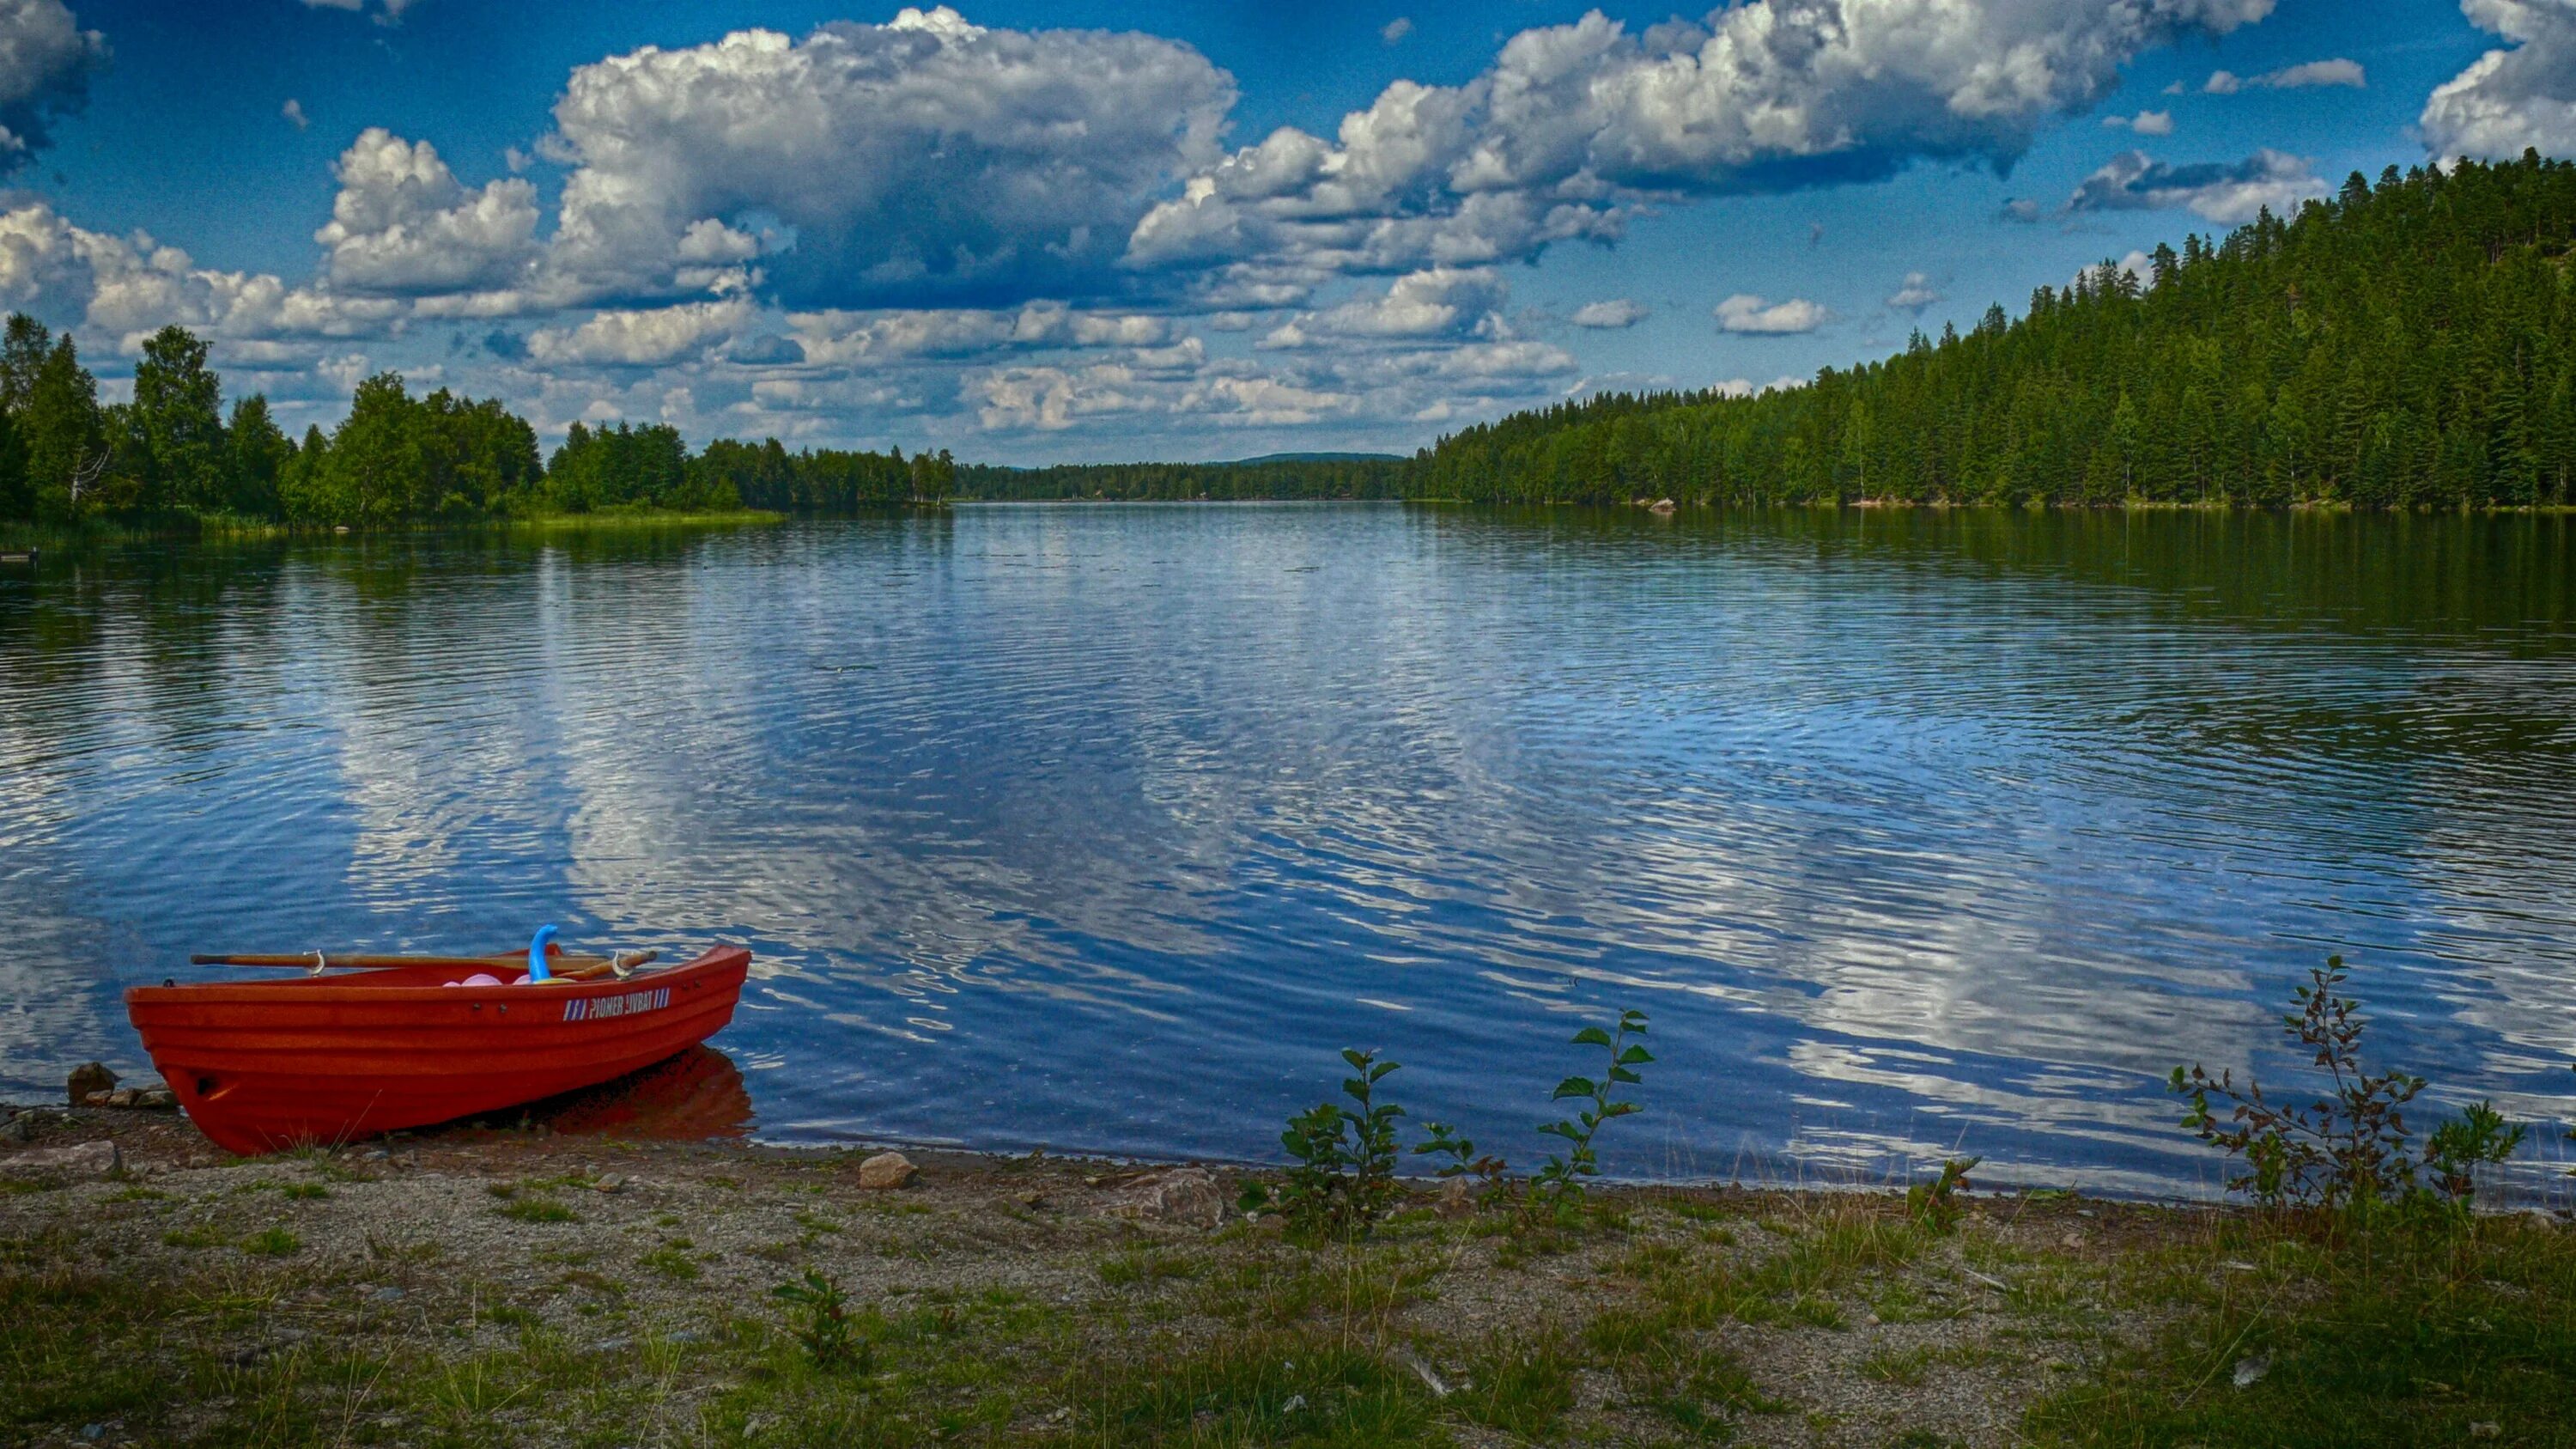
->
[3, 507, 2573, 1201]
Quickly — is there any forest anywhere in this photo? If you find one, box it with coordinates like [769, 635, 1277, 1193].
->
[954, 455, 1406, 502]
[0, 320, 953, 527]
[1413, 153, 2576, 508]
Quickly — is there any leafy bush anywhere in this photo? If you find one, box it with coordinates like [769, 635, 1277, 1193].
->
[2171, 956, 2524, 1214]
[1414, 1118, 1507, 1199]
[1261, 1049, 1409, 1241]
[1534, 1011, 1654, 1202]
[1905, 1157, 1980, 1234]
[772, 1269, 871, 1373]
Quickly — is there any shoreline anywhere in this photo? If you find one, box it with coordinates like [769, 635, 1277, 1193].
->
[6, 1101, 2569, 1447]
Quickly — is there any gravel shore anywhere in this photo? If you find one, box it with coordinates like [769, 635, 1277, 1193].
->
[4, 1099, 2567, 1448]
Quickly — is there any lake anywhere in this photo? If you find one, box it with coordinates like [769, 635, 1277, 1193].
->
[3, 505, 2573, 1201]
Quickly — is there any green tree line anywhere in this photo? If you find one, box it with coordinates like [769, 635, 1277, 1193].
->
[953, 455, 1407, 502]
[1414, 152, 2576, 509]
[0, 319, 953, 527]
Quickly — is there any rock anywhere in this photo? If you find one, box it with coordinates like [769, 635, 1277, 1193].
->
[857, 1152, 918, 1190]
[2471, 1422, 2502, 1440]
[587, 1336, 635, 1355]
[2231, 1355, 2270, 1390]
[105, 1089, 137, 1109]
[370, 1286, 406, 1303]
[1100, 1167, 1225, 1229]
[3, 1111, 32, 1144]
[1435, 1177, 1475, 1219]
[3, 1139, 120, 1179]
[66, 1062, 116, 1107]
[593, 1172, 625, 1194]
[1649, 497, 1677, 514]
[132, 1087, 177, 1111]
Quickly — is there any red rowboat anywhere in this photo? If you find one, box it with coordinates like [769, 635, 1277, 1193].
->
[123, 946, 750, 1155]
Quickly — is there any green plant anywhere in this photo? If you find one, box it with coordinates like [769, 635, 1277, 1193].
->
[772, 1269, 871, 1373]
[2425, 1100, 2525, 1205]
[1414, 1120, 1507, 1200]
[2172, 956, 2523, 1213]
[1252, 1049, 1409, 1240]
[1906, 1156, 1980, 1234]
[1534, 1010, 1653, 1201]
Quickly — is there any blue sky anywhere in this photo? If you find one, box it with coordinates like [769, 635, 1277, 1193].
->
[0, 0, 2554, 462]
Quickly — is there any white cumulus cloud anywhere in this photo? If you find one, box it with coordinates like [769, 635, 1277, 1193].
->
[1885, 272, 1940, 313]
[2206, 58, 2364, 94]
[1127, 0, 2275, 292]
[0, 199, 401, 353]
[540, 9, 1233, 307]
[1715, 294, 1827, 335]
[315, 129, 542, 296]
[0, 0, 102, 174]
[1570, 298, 1647, 328]
[526, 297, 754, 367]
[2104, 109, 2175, 135]
[2424, 1, 2576, 160]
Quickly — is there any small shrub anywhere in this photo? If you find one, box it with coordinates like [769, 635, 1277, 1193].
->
[1906, 1156, 1980, 1234]
[1534, 1009, 1653, 1201]
[773, 1269, 871, 1372]
[1253, 1048, 1408, 1240]
[2173, 956, 2526, 1215]
[2426, 1099, 2525, 1203]
[1414, 1119, 1508, 1203]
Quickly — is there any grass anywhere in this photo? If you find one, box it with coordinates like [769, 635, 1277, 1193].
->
[495, 1196, 580, 1224]
[2025, 1214, 2576, 1446]
[3, 1166, 2570, 1448]
[240, 1227, 301, 1257]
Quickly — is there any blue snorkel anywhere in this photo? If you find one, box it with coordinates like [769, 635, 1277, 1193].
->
[526, 923, 558, 983]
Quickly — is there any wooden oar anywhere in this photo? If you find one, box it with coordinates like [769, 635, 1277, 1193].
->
[188, 949, 659, 979]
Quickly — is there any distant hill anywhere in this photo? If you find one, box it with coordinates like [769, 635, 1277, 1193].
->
[1417, 152, 2576, 509]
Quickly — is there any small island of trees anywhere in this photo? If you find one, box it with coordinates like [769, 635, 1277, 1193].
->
[0, 317, 955, 531]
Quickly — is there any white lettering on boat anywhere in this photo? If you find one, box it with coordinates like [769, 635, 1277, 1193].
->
[562, 986, 670, 1023]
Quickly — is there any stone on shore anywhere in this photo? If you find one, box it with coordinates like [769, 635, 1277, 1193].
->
[857, 1152, 918, 1190]
[66, 1062, 117, 1107]
[5, 1139, 121, 1179]
[1100, 1167, 1225, 1228]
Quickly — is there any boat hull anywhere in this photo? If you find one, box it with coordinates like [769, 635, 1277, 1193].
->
[123, 947, 750, 1155]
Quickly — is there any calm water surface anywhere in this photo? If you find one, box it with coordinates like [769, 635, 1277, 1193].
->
[4, 506, 2573, 1199]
